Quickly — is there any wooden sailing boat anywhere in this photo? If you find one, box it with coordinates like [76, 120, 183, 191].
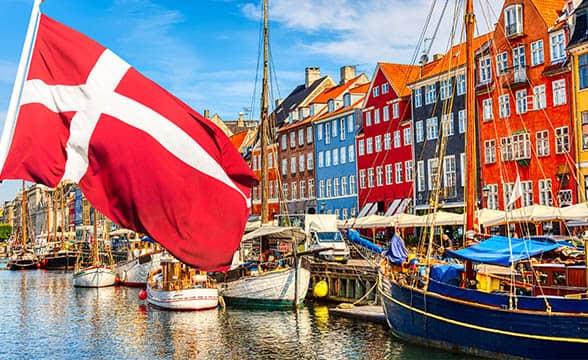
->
[43, 184, 77, 270]
[73, 209, 116, 288]
[8, 181, 39, 270]
[114, 234, 163, 287]
[216, 0, 310, 309]
[378, 1, 588, 358]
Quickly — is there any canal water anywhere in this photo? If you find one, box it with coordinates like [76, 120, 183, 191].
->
[0, 270, 469, 359]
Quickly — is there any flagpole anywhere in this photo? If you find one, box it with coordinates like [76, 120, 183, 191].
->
[0, 0, 43, 171]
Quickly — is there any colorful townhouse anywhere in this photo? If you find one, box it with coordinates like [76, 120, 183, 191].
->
[476, 0, 576, 213]
[276, 68, 336, 215]
[250, 143, 281, 219]
[569, 0, 588, 201]
[314, 74, 370, 219]
[409, 34, 492, 213]
[356, 63, 419, 217]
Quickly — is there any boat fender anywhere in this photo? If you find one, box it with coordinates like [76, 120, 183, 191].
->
[313, 280, 328, 298]
[218, 295, 226, 310]
[138, 289, 147, 300]
[337, 303, 354, 310]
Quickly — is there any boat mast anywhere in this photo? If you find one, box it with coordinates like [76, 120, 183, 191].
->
[260, 0, 270, 224]
[93, 208, 98, 266]
[21, 180, 26, 248]
[60, 184, 65, 249]
[46, 189, 50, 243]
[464, 0, 477, 232]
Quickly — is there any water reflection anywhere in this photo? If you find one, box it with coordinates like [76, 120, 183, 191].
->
[0, 271, 469, 360]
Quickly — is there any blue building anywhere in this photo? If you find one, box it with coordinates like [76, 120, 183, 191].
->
[314, 75, 369, 219]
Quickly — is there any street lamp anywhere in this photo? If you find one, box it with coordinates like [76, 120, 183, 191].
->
[481, 185, 490, 208]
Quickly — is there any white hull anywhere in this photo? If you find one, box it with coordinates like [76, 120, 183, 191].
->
[147, 284, 218, 311]
[115, 252, 162, 286]
[73, 266, 117, 288]
[218, 267, 310, 306]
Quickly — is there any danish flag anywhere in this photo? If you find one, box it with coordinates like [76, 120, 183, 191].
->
[0, 14, 257, 271]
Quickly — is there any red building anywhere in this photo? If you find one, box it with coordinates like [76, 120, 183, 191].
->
[356, 63, 419, 217]
[477, 0, 575, 212]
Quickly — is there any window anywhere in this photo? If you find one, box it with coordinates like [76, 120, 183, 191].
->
[496, 52, 508, 75]
[368, 168, 374, 188]
[499, 94, 510, 118]
[440, 79, 452, 100]
[283, 183, 289, 200]
[426, 117, 438, 140]
[281, 158, 288, 175]
[552, 79, 566, 106]
[405, 160, 413, 182]
[384, 133, 392, 150]
[500, 137, 514, 161]
[504, 4, 523, 36]
[268, 152, 274, 168]
[298, 129, 304, 146]
[531, 40, 544, 66]
[536, 130, 550, 157]
[382, 83, 389, 94]
[341, 177, 347, 196]
[349, 175, 356, 195]
[300, 180, 306, 199]
[347, 115, 354, 133]
[325, 122, 331, 144]
[522, 181, 533, 207]
[281, 135, 287, 150]
[332, 119, 338, 137]
[503, 182, 515, 210]
[555, 126, 569, 154]
[339, 118, 346, 140]
[428, 158, 439, 191]
[319, 180, 324, 198]
[458, 110, 466, 133]
[580, 54, 588, 90]
[373, 86, 379, 97]
[417, 161, 425, 192]
[340, 147, 346, 164]
[348, 145, 355, 162]
[299, 154, 305, 172]
[375, 135, 382, 152]
[550, 30, 566, 63]
[374, 108, 380, 124]
[333, 178, 339, 197]
[539, 179, 552, 206]
[365, 111, 371, 126]
[483, 98, 493, 121]
[290, 156, 296, 174]
[332, 149, 338, 166]
[291, 182, 297, 200]
[307, 126, 313, 144]
[558, 189, 573, 206]
[307, 152, 314, 170]
[515, 89, 527, 114]
[326, 179, 331, 197]
[328, 99, 335, 112]
[394, 131, 401, 148]
[376, 166, 383, 186]
[425, 84, 436, 105]
[512, 46, 526, 81]
[484, 140, 496, 164]
[479, 56, 492, 84]
[290, 132, 296, 148]
[318, 151, 324, 168]
[383, 105, 390, 122]
[358, 139, 365, 156]
[325, 150, 331, 167]
[416, 120, 424, 142]
[385, 164, 393, 185]
[307, 179, 314, 198]
[487, 184, 498, 210]
[534, 85, 546, 109]
[512, 132, 531, 160]
[393, 103, 399, 119]
[404, 128, 411, 145]
[582, 112, 588, 150]
[366, 138, 373, 154]
[317, 124, 323, 141]
[457, 74, 466, 95]
[441, 113, 454, 137]
[343, 93, 351, 107]
[443, 155, 457, 198]
[460, 153, 465, 187]
[414, 88, 422, 107]
[395, 163, 403, 184]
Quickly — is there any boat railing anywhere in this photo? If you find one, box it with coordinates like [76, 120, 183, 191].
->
[150, 278, 210, 291]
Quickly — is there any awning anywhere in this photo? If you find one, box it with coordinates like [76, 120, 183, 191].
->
[357, 202, 374, 217]
[383, 199, 401, 216]
[367, 203, 379, 216]
[241, 225, 306, 243]
[446, 235, 564, 267]
[560, 202, 588, 221]
[395, 198, 411, 214]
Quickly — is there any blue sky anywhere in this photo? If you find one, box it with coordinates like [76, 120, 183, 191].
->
[0, 0, 503, 202]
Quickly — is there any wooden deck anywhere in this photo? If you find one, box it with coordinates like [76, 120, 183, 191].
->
[328, 305, 386, 325]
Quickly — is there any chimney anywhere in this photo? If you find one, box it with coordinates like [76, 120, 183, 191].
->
[305, 67, 321, 88]
[238, 112, 244, 127]
[275, 98, 283, 108]
[340, 65, 356, 85]
[203, 109, 210, 119]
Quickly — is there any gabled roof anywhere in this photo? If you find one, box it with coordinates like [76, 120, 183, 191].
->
[314, 97, 365, 122]
[378, 63, 420, 97]
[279, 106, 328, 132]
[311, 74, 366, 103]
[532, 0, 566, 27]
[350, 82, 370, 94]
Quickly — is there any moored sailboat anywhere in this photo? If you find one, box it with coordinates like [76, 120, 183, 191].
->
[8, 181, 39, 270]
[115, 237, 163, 287]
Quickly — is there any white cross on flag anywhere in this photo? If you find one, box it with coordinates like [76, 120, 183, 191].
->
[0, 14, 258, 271]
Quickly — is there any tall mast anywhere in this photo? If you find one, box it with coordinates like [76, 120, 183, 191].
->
[260, 0, 270, 224]
[21, 180, 26, 247]
[60, 184, 65, 249]
[464, 0, 477, 231]
[46, 189, 50, 243]
[93, 208, 98, 266]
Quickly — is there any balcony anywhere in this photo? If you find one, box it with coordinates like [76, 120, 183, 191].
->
[505, 23, 524, 40]
[500, 66, 528, 89]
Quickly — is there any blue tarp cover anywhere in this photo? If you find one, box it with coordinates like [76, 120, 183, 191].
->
[430, 264, 464, 286]
[346, 229, 382, 254]
[384, 233, 408, 265]
[445, 235, 564, 266]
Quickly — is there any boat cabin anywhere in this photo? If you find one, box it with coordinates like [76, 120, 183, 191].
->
[158, 257, 210, 291]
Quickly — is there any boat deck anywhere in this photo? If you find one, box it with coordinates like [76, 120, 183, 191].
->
[328, 305, 386, 325]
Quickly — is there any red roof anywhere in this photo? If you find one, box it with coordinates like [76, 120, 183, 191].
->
[378, 63, 420, 97]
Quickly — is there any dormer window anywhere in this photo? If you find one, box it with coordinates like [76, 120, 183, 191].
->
[298, 108, 304, 120]
[328, 99, 335, 112]
[504, 4, 523, 37]
[343, 93, 351, 107]
[309, 105, 315, 116]
[550, 30, 566, 63]
[382, 83, 389, 94]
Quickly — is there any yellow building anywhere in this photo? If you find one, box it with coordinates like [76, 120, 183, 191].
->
[569, 0, 588, 201]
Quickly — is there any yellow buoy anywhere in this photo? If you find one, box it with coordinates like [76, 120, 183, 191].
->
[313, 280, 328, 298]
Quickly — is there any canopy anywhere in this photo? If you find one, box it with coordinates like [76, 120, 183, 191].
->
[424, 211, 463, 226]
[483, 205, 562, 226]
[477, 208, 506, 226]
[445, 235, 564, 266]
[560, 202, 588, 221]
[241, 225, 306, 243]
